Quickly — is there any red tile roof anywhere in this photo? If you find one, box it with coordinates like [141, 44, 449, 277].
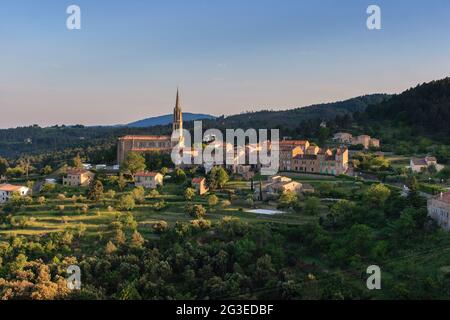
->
[280, 140, 309, 146]
[192, 177, 205, 184]
[0, 184, 25, 192]
[66, 169, 90, 175]
[434, 192, 450, 205]
[135, 171, 160, 177]
[119, 135, 171, 141]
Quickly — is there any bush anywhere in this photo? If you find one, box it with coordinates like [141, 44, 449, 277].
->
[191, 219, 212, 230]
[131, 186, 146, 204]
[208, 194, 219, 207]
[153, 220, 169, 233]
[118, 194, 136, 211]
[221, 200, 232, 208]
[185, 204, 207, 219]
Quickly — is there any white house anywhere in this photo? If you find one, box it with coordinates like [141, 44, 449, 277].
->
[410, 156, 444, 173]
[0, 184, 30, 204]
[135, 172, 164, 189]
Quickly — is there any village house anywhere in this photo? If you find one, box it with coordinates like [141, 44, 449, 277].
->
[410, 156, 444, 173]
[0, 184, 30, 204]
[63, 169, 95, 187]
[192, 177, 208, 195]
[333, 132, 353, 144]
[135, 171, 164, 189]
[428, 191, 450, 231]
[279, 145, 303, 171]
[255, 175, 315, 201]
[333, 133, 380, 149]
[292, 147, 349, 176]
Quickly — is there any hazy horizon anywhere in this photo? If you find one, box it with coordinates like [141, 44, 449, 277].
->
[1, 0, 450, 128]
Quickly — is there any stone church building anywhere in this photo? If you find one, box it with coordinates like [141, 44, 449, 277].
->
[117, 90, 184, 164]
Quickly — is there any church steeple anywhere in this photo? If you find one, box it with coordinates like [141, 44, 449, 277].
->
[173, 88, 183, 135]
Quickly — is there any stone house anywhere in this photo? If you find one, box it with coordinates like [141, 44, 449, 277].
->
[135, 172, 164, 189]
[410, 156, 444, 173]
[428, 192, 450, 231]
[63, 169, 95, 187]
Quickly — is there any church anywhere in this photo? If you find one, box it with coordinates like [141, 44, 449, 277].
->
[117, 90, 184, 164]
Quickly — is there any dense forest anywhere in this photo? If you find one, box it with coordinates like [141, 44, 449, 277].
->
[366, 78, 450, 139]
[1, 184, 449, 300]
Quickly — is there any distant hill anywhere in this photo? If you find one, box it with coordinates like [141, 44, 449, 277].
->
[207, 94, 390, 129]
[126, 113, 216, 128]
[366, 78, 450, 137]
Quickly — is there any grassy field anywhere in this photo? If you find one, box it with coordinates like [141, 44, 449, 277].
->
[0, 179, 320, 239]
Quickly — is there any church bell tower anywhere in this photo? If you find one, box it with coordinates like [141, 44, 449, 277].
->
[172, 88, 184, 145]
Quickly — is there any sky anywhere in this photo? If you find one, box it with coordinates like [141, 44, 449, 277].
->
[1, 0, 450, 128]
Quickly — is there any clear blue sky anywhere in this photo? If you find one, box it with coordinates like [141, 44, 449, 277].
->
[1, 0, 449, 128]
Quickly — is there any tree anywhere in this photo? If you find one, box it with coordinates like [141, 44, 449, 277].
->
[41, 165, 53, 175]
[72, 154, 84, 169]
[130, 231, 145, 248]
[18, 158, 32, 178]
[365, 183, 391, 208]
[173, 168, 186, 183]
[105, 241, 118, 254]
[278, 190, 298, 209]
[259, 179, 263, 201]
[117, 174, 127, 191]
[88, 180, 104, 202]
[0, 157, 9, 177]
[304, 197, 321, 215]
[37, 196, 46, 205]
[122, 152, 146, 180]
[118, 194, 136, 211]
[131, 186, 146, 204]
[208, 167, 229, 190]
[184, 187, 196, 201]
[185, 203, 207, 219]
[208, 194, 219, 207]
[149, 189, 159, 199]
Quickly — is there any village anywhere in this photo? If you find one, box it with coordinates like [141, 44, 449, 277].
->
[1, 92, 449, 237]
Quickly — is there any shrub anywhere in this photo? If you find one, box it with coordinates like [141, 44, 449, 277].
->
[118, 194, 136, 211]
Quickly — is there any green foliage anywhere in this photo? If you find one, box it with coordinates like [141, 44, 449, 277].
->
[304, 197, 321, 216]
[278, 190, 298, 209]
[131, 186, 146, 204]
[185, 203, 207, 219]
[365, 184, 391, 208]
[352, 152, 390, 172]
[72, 154, 84, 169]
[0, 157, 8, 176]
[173, 168, 187, 183]
[208, 167, 229, 190]
[121, 152, 146, 179]
[184, 187, 196, 201]
[207, 194, 219, 207]
[118, 194, 136, 211]
[88, 180, 104, 202]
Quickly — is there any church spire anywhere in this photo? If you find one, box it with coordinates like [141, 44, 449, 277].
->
[175, 87, 181, 112]
[173, 88, 183, 136]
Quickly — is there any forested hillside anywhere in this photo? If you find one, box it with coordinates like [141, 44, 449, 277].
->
[208, 94, 390, 129]
[366, 78, 450, 138]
